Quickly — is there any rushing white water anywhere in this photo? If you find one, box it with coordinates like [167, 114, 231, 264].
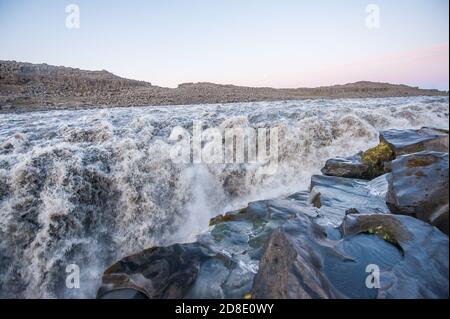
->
[0, 96, 448, 298]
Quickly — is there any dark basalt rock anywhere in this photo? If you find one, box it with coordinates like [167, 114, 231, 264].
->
[97, 243, 214, 299]
[321, 127, 449, 180]
[97, 175, 448, 299]
[251, 226, 343, 299]
[386, 151, 449, 235]
[380, 127, 449, 156]
[341, 214, 448, 298]
[321, 142, 395, 180]
[252, 213, 449, 299]
[97, 196, 314, 299]
[321, 152, 373, 179]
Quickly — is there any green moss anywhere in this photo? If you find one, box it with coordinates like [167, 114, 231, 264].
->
[361, 142, 395, 177]
[362, 142, 395, 166]
[366, 224, 398, 246]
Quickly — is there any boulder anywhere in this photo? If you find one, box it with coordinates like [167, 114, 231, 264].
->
[386, 151, 449, 235]
[97, 243, 213, 299]
[321, 152, 372, 179]
[321, 143, 395, 180]
[380, 127, 449, 156]
[321, 142, 395, 180]
[322, 127, 449, 180]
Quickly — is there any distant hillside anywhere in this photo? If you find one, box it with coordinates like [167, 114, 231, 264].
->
[0, 60, 447, 112]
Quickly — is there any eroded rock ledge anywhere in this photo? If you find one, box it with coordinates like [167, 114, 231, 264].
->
[97, 127, 449, 299]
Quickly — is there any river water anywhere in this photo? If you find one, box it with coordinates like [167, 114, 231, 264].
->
[0, 96, 448, 298]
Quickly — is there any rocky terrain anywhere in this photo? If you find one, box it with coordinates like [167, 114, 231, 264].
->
[0, 60, 447, 112]
[97, 127, 449, 299]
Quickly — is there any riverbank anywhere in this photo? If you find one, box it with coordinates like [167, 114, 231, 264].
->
[1, 60, 448, 113]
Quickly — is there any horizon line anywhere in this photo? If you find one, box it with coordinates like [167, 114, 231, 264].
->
[1, 58, 448, 93]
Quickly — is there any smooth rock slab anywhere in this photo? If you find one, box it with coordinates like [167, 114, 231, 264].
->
[252, 213, 449, 299]
[309, 174, 390, 227]
[386, 151, 449, 235]
[341, 214, 449, 298]
[380, 127, 449, 156]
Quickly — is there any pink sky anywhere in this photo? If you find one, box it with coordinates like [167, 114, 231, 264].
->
[284, 43, 449, 90]
[1, 1, 448, 90]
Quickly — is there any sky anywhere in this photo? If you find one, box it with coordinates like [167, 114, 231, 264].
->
[0, 0, 448, 90]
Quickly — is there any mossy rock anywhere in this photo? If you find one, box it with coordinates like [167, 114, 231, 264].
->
[361, 141, 395, 176]
[341, 214, 411, 250]
[361, 142, 395, 167]
[366, 224, 399, 246]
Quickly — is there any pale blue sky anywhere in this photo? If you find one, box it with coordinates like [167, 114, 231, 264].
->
[0, 0, 448, 89]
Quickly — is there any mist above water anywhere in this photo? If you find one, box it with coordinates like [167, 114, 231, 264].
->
[0, 96, 448, 298]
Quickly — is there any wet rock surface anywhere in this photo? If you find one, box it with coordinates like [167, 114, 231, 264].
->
[341, 214, 448, 298]
[322, 127, 448, 180]
[97, 196, 318, 299]
[94, 126, 449, 299]
[98, 243, 214, 299]
[309, 174, 390, 226]
[321, 152, 372, 179]
[386, 151, 449, 235]
[321, 144, 395, 180]
[253, 213, 448, 299]
[380, 127, 449, 156]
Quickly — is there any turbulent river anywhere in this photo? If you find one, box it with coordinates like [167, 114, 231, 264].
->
[0, 96, 448, 298]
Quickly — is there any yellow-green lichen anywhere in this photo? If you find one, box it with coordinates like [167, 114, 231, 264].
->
[367, 224, 397, 246]
[361, 141, 395, 177]
[361, 142, 395, 167]
[406, 157, 437, 168]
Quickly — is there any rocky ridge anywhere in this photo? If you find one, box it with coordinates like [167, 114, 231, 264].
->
[1, 60, 447, 112]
